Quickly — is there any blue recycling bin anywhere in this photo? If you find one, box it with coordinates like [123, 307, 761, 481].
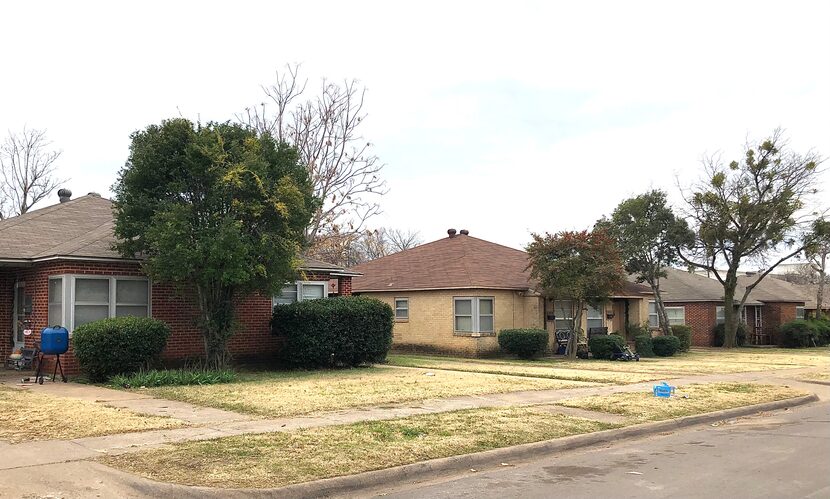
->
[653, 382, 675, 398]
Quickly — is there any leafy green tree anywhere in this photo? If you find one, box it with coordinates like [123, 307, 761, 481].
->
[526, 229, 625, 358]
[597, 190, 693, 336]
[113, 119, 316, 368]
[680, 130, 822, 347]
[805, 218, 830, 318]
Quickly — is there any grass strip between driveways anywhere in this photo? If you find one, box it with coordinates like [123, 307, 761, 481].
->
[99, 406, 617, 489]
[387, 355, 661, 384]
[99, 382, 806, 489]
[142, 366, 594, 418]
[0, 387, 186, 443]
[556, 382, 806, 423]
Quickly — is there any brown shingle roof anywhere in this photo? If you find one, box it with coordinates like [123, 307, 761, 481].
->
[0, 195, 350, 273]
[350, 233, 533, 292]
[350, 233, 653, 297]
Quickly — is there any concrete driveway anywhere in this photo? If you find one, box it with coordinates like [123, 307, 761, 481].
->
[370, 400, 830, 499]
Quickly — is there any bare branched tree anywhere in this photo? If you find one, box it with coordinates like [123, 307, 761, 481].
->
[0, 127, 65, 218]
[386, 228, 422, 253]
[306, 227, 422, 267]
[239, 64, 387, 255]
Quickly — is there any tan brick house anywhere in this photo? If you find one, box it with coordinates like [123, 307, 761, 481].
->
[0, 193, 357, 374]
[349, 229, 652, 356]
[658, 268, 805, 346]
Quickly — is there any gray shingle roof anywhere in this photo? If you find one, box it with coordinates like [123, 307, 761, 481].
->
[0, 195, 122, 261]
[659, 267, 806, 305]
[0, 195, 351, 274]
[736, 275, 808, 304]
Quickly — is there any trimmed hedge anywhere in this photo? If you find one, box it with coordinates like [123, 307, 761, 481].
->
[72, 317, 171, 382]
[670, 325, 692, 352]
[713, 323, 747, 347]
[498, 329, 549, 359]
[652, 335, 681, 357]
[780, 319, 830, 348]
[588, 334, 626, 360]
[272, 296, 393, 368]
[634, 334, 655, 357]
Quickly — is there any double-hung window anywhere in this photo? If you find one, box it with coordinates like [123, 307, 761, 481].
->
[273, 281, 328, 306]
[587, 304, 604, 330]
[395, 298, 409, 320]
[553, 300, 574, 331]
[650, 301, 685, 327]
[47, 275, 150, 331]
[716, 306, 725, 325]
[454, 297, 494, 333]
[796, 306, 805, 320]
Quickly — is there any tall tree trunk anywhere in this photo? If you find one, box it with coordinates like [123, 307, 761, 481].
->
[567, 300, 585, 359]
[196, 283, 237, 369]
[650, 283, 671, 336]
[817, 253, 826, 319]
[722, 272, 739, 348]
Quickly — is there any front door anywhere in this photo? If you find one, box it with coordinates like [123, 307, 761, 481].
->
[12, 282, 26, 349]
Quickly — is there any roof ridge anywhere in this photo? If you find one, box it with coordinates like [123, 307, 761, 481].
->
[0, 195, 110, 234]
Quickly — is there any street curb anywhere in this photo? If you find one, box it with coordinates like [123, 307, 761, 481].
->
[200, 393, 816, 498]
[799, 379, 830, 386]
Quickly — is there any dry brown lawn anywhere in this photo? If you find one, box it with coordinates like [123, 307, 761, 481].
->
[0, 386, 185, 443]
[556, 382, 805, 423]
[800, 371, 830, 381]
[100, 406, 616, 489]
[389, 348, 830, 381]
[144, 366, 594, 417]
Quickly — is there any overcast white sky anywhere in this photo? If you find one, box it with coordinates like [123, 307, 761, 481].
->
[1, 0, 828, 250]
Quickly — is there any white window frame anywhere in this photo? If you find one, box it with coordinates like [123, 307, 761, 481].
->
[796, 306, 805, 320]
[272, 280, 329, 307]
[650, 301, 685, 327]
[553, 300, 575, 331]
[49, 275, 151, 333]
[48, 277, 65, 327]
[394, 298, 409, 321]
[716, 306, 725, 325]
[587, 304, 604, 331]
[453, 297, 494, 334]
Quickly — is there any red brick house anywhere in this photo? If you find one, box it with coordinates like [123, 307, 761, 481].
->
[658, 268, 805, 346]
[1, 193, 357, 374]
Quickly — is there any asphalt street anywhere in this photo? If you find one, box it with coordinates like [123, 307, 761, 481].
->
[369, 401, 830, 499]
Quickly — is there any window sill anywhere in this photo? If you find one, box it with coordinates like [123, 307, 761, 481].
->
[395, 319, 409, 323]
[453, 331, 496, 338]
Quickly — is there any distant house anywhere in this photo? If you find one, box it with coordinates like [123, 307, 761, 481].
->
[657, 267, 806, 346]
[0, 192, 358, 373]
[349, 229, 653, 356]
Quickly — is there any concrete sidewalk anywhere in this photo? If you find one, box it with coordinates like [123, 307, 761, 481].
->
[2, 366, 828, 472]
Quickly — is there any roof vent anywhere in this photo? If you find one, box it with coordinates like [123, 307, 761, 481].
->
[58, 188, 72, 203]
[459, 229, 469, 235]
[88, 192, 101, 197]
[447, 228, 457, 238]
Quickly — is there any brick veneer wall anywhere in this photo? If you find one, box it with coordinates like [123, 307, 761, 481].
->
[664, 301, 719, 346]
[1, 261, 350, 375]
[762, 302, 797, 345]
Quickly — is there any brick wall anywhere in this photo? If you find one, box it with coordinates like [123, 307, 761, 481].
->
[1, 260, 347, 374]
[762, 302, 797, 345]
[664, 301, 719, 346]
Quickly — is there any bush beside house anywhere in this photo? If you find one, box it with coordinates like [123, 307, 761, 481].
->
[588, 334, 626, 360]
[670, 325, 692, 352]
[73, 317, 171, 382]
[713, 323, 747, 347]
[634, 334, 655, 357]
[652, 335, 681, 357]
[272, 296, 393, 368]
[498, 329, 548, 359]
[780, 319, 830, 348]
